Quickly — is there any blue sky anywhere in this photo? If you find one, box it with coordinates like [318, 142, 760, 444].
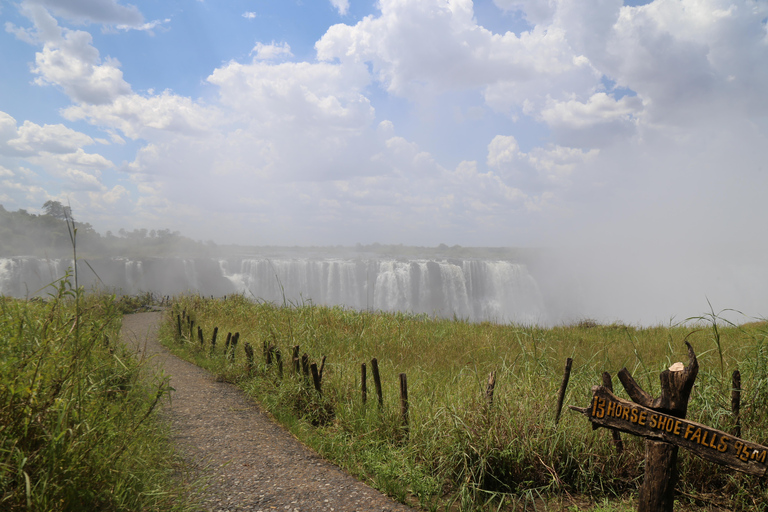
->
[2, 0, 768, 321]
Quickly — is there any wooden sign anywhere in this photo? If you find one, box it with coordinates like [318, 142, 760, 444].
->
[572, 385, 768, 477]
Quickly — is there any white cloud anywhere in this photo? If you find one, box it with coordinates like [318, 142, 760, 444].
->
[330, 0, 350, 16]
[116, 18, 171, 33]
[316, 0, 599, 114]
[11, 3, 132, 105]
[62, 91, 218, 139]
[5, 119, 95, 156]
[540, 92, 642, 129]
[250, 42, 293, 60]
[487, 134, 598, 190]
[64, 168, 102, 190]
[242, 11, 256, 20]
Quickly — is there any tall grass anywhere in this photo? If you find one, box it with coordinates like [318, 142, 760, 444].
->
[163, 295, 768, 511]
[0, 275, 190, 511]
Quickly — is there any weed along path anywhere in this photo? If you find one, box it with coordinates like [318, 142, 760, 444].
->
[122, 312, 415, 512]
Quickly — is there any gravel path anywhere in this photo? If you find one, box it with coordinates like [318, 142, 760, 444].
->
[122, 312, 416, 512]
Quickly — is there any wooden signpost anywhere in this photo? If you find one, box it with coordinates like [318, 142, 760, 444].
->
[570, 342, 768, 511]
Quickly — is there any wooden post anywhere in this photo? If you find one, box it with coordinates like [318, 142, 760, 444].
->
[310, 363, 322, 394]
[361, 363, 367, 405]
[292, 345, 300, 374]
[225, 332, 232, 352]
[399, 373, 409, 434]
[555, 357, 573, 424]
[617, 342, 699, 512]
[571, 343, 768, 512]
[319, 355, 326, 380]
[244, 342, 254, 372]
[301, 353, 310, 377]
[229, 332, 239, 361]
[371, 358, 383, 408]
[485, 370, 496, 408]
[198, 326, 204, 346]
[732, 370, 741, 438]
[275, 349, 283, 378]
[211, 327, 218, 352]
[176, 314, 182, 339]
[602, 371, 624, 454]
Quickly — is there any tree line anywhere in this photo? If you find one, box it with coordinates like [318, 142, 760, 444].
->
[0, 202, 214, 258]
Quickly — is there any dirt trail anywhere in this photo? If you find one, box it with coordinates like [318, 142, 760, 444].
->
[122, 312, 415, 512]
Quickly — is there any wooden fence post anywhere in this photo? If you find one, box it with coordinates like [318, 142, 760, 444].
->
[244, 342, 254, 373]
[198, 326, 204, 346]
[211, 327, 218, 352]
[371, 358, 383, 408]
[319, 355, 326, 380]
[732, 370, 741, 437]
[617, 342, 699, 512]
[602, 371, 624, 454]
[275, 349, 283, 378]
[311, 363, 322, 394]
[228, 332, 239, 361]
[301, 353, 310, 377]
[485, 370, 496, 408]
[176, 314, 182, 340]
[292, 345, 300, 374]
[555, 357, 573, 424]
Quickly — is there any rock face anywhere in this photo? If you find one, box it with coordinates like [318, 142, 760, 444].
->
[0, 256, 547, 324]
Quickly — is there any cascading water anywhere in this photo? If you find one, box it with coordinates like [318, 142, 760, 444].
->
[222, 258, 546, 324]
[0, 256, 547, 324]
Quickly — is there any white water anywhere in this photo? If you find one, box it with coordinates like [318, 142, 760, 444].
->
[219, 258, 545, 324]
[0, 256, 547, 324]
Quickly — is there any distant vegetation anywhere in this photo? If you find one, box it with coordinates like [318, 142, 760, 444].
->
[0, 202, 213, 259]
[164, 295, 768, 511]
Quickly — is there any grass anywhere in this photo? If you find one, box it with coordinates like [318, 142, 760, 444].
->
[161, 294, 768, 511]
[0, 275, 194, 511]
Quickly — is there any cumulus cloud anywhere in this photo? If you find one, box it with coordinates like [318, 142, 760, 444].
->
[62, 91, 218, 139]
[4, 119, 95, 156]
[9, 3, 132, 104]
[316, 0, 599, 114]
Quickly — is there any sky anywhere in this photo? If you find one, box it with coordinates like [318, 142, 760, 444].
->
[1, 0, 768, 322]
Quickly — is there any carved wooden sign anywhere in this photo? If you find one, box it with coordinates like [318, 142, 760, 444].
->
[574, 385, 768, 477]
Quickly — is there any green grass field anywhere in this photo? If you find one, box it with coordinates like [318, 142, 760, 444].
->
[163, 294, 768, 511]
[0, 280, 192, 511]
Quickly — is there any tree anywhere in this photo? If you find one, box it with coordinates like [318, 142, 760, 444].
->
[42, 200, 72, 220]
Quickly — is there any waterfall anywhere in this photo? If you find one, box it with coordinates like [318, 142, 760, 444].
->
[221, 258, 545, 324]
[0, 256, 547, 324]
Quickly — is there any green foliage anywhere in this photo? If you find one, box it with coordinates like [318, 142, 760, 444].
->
[162, 295, 768, 511]
[0, 277, 191, 511]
